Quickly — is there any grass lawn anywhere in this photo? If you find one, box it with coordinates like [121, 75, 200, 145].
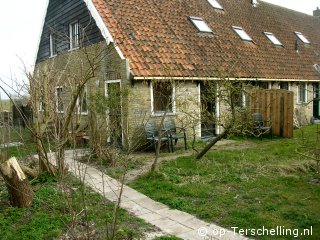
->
[0, 173, 155, 240]
[0, 127, 36, 160]
[0, 99, 11, 112]
[130, 125, 320, 239]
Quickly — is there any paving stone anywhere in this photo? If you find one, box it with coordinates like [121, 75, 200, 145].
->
[134, 196, 168, 212]
[149, 218, 192, 235]
[120, 200, 151, 216]
[156, 208, 194, 223]
[139, 212, 164, 222]
[60, 150, 248, 240]
[122, 187, 148, 201]
[178, 217, 212, 230]
[176, 229, 219, 240]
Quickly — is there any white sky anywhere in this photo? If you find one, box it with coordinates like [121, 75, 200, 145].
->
[0, 0, 319, 99]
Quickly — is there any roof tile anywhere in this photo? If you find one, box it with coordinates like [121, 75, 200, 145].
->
[93, 0, 320, 80]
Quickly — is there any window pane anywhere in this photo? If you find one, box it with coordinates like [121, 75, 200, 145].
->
[231, 83, 243, 107]
[70, 22, 79, 49]
[259, 82, 269, 89]
[50, 34, 57, 56]
[265, 32, 282, 46]
[233, 27, 252, 41]
[153, 82, 173, 112]
[208, 0, 223, 9]
[190, 17, 212, 33]
[56, 87, 64, 112]
[279, 82, 289, 90]
[298, 83, 306, 103]
[80, 88, 88, 113]
[295, 32, 310, 44]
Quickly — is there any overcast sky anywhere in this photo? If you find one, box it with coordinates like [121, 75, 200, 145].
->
[0, 0, 320, 99]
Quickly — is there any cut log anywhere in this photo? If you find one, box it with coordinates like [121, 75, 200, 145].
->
[0, 157, 33, 208]
[21, 165, 39, 179]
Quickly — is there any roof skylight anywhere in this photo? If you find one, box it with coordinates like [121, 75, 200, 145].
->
[208, 0, 223, 10]
[264, 32, 283, 46]
[189, 17, 212, 33]
[232, 26, 253, 42]
[295, 32, 310, 44]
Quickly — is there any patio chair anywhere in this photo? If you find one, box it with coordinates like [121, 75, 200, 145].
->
[252, 112, 272, 140]
[144, 120, 171, 154]
[163, 118, 187, 151]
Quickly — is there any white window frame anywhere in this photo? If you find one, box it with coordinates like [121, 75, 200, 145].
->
[294, 32, 310, 44]
[297, 83, 308, 104]
[39, 98, 45, 112]
[69, 21, 80, 50]
[49, 33, 57, 57]
[55, 86, 64, 113]
[105, 80, 122, 144]
[264, 32, 283, 46]
[105, 80, 122, 116]
[150, 81, 176, 116]
[77, 85, 88, 115]
[207, 0, 223, 10]
[189, 17, 213, 33]
[232, 26, 253, 42]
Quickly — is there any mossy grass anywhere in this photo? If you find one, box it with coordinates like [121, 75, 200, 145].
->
[131, 125, 320, 239]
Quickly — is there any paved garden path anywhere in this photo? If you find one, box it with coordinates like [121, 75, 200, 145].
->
[61, 150, 249, 240]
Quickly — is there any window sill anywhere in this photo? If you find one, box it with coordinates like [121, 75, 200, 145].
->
[152, 112, 176, 117]
[68, 47, 80, 52]
[296, 102, 307, 105]
[49, 54, 57, 59]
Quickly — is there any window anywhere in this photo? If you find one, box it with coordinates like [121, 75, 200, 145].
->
[298, 83, 307, 103]
[151, 82, 175, 114]
[294, 32, 310, 44]
[258, 82, 270, 89]
[231, 82, 244, 108]
[39, 97, 45, 112]
[252, 81, 270, 89]
[56, 86, 64, 112]
[189, 17, 212, 33]
[208, 0, 223, 10]
[279, 82, 290, 90]
[49, 33, 57, 57]
[264, 32, 283, 46]
[77, 85, 88, 114]
[69, 21, 80, 50]
[232, 26, 253, 42]
[313, 64, 320, 73]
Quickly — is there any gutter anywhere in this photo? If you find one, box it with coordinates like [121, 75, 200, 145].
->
[133, 76, 320, 82]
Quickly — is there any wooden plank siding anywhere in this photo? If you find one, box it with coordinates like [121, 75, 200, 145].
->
[250, 89, 294, 138]
[36, 0, 104, 63]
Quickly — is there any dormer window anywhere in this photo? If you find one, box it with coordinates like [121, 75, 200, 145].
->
[69, 21, 80, 50]
[295, 32, 310, 44]
[189, 17, 212, 33]
[208, 0, 223, 10]
[232, 26, 253, 42]
[264, 32, 283, 46]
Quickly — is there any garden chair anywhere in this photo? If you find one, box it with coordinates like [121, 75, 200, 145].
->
[163, 118, 187, 151]
[252, 112, 272, 140]
[144, 120, 171, 154]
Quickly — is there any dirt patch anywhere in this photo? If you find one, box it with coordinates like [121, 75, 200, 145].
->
[124, 151, 194, 184]
[124, 139, 256, 183]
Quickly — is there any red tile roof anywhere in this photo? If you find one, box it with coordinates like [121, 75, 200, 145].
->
[92, 0, 320, 80]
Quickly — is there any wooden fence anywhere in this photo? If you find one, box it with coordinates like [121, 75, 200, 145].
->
[0, 111, 12, 127]
[250, 89, 294, 138]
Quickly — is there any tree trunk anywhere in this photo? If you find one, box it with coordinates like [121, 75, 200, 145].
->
[196, 129, 229, 160]
[0, 157, 34, 208]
